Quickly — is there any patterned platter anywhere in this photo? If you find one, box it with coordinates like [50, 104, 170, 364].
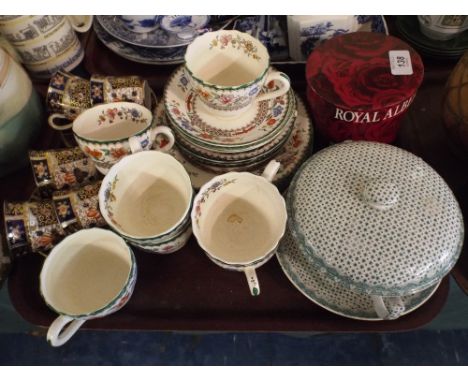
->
[155, 96, 313, 189]
[276, 226, 441, 321]
[164, 66, 296, 150]
[97, 15, 212, 48]
[93, 19, 186, 65]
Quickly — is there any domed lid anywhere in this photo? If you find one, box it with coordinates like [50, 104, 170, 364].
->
[306, 32, 424, 110]
[287, 141, 464, 296]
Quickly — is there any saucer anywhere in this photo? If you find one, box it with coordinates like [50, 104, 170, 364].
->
[94, 19, 186, 65]
[164, 66, 296, 150]
[156, 96, 313, 189]
[276, 226, 441, 321]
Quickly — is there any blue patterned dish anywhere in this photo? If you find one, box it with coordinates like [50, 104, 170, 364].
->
[93, 19, 186, 65]
[160, 16, 210, 40]
[97, 15, 210, 48]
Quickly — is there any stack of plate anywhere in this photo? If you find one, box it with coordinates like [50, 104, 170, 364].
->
[162, 66, 302, 176]
[396, 16, 468, 60]
[93, 16, 235, 65]
[278, 141, 464, 320]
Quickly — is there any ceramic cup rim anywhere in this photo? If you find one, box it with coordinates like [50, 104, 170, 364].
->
[39, 227, 135, 319]
[191, 171, 287, 266]
[72, 101, 153, 144]
[99, 150, 194, 240]
[184, 30, 271, 91]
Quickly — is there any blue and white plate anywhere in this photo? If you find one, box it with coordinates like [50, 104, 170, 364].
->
[93, 19, 186, 65]
[160, 16, 210, 40]
[97, 15, 210, 48]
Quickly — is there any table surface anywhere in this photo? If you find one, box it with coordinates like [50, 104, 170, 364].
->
[4, 18, 468, 332]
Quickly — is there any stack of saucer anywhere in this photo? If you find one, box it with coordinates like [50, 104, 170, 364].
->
[163, 66, 297, 174]
[278, 141, 464, 321]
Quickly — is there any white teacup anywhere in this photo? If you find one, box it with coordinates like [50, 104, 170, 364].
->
[191, 160, 287, 296]
[73, 102, 175, 174]
[118, 15, 161, 33]
[418, 15, 468, 41]
[99, 151, 194, 254]
[184, 30, 291, 117]
[40, 228, 137, 347]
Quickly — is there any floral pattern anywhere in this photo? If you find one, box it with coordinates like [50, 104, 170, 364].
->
[209, 34, 261, 61]
[193, 178, 236, 228]
[97, 106, 148, 125]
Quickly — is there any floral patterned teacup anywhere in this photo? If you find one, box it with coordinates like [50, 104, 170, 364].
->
[99, 151, 194, 254]
[191, 160, 287, 296]
[40, 228, 137, 347]
[73, 102, 175, 174]
[184, 30, 291, 117]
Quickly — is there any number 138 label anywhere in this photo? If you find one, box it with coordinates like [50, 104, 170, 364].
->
[388, 50, 413, 75]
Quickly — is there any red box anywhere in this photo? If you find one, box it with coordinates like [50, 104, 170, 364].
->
[306, 32, 424, 143]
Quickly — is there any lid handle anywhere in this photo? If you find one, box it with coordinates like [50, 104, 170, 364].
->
[362, 178, 399, 210]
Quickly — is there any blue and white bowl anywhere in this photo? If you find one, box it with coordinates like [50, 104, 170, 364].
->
[160, 15, 210, 40]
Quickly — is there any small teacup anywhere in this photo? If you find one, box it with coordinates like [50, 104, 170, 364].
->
[40, 228, 137, 347]
[52, 181, 106, 232]
[418, 16, 468, 41]
[3, 200, 66, 256]
[99, 151, 194, 254]
[46, 71, 92, 130]
[184, 30, 291, 117]
[29, 147, 98, 190]
[90, 74, 151, 108]
[118, 15, 161, 33]
[73, 102, 175, 174]
[191, 160, 287, 296]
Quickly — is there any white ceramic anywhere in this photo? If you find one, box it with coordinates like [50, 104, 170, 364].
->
[287, 141, 464, 319]
[418, 16, 468, 41]
[72, 102, 175, 174]
[0, 16, 92, 78]
[191, 160, 287, 296]
[40, 228, 137, 347]
[118, 16, 160, 33]
[99, 151, 193, 254]
[164, 65, 295, 150]
[277, 226, 441, 321]
[184, 30, 291, 117]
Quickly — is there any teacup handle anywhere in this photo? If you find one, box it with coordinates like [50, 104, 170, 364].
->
[256, 72, 291, 103]
[261, 160, 281, 182]
[244, 266, 260, 296]
[151, 125, 176, 152]
[47, 315, 86, 347]
[371, 295, 406, 320]
[48, 114, 73, 131]
[67, 16, 93, 33]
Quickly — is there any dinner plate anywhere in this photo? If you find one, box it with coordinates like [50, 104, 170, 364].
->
[155, 96, 313, 188]
[276, 226, 441, 321]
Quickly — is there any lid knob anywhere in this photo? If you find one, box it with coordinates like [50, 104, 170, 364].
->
[362, 178, 399, 210]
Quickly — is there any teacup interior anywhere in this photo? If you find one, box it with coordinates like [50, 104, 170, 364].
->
[41, 229, 131, 316]
[106, 152, 192, 238]
[73, 102, 152, 141]
[198, 174, 286, 264]
[185, 31, 269, 87]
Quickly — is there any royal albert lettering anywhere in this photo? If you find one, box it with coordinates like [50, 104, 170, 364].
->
[334, 95, 416, 123]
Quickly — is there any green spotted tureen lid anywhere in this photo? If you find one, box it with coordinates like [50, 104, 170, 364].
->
[287, 141, 464, 297]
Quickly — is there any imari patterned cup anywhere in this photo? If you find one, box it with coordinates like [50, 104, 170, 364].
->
[40, 228, 136, 347]
[191, 160, 287, 296]
[184, 30, 291, 117]
[73, 102, 175, 174]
